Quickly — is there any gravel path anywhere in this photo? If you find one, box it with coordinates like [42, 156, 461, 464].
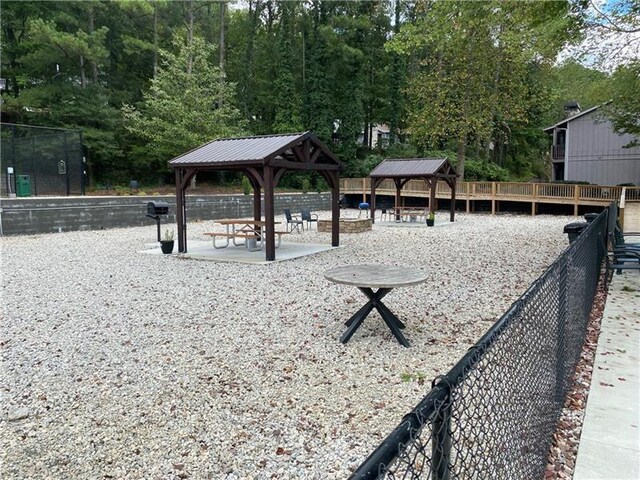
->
[1, 211, 574, 479]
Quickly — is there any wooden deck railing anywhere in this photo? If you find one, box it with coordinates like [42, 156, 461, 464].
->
[340, 178, 640, 216]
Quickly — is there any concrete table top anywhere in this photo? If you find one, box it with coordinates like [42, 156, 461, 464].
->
[324, 264, 427, 289]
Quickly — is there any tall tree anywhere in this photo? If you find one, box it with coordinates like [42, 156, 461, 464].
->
[605, 61, 640, 146]
[389, 0, 582, 179]
[122, 35, 247, 173]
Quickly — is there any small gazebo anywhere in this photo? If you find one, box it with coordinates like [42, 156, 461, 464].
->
[169, 132, 343, 261]
[368, 158, 458, 223]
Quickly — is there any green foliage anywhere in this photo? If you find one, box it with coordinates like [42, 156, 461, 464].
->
[463, 160, 511, 182]
[400, 371, 426, 384]
[385, 143, 419, 159]
[241, 176, 252, 195]
[301, 177, 311, 193]
[122, 35, 248, 172]
[604, 61, 640, 147]
[390, 0, 583, 180]
[162, 228, 174, 241]
[3, 0, 636, 188]
[316, 177, 328, 193]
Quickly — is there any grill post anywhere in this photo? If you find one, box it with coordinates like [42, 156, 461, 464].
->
[146, 214, 161, 242]
[146, 201, 169, 242]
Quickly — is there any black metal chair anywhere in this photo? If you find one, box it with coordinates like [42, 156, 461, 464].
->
[301, 209, 318, 230]
[284, 208, 304, 233]
[604, 229, 640, 283]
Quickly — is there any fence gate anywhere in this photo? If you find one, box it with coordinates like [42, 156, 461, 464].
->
[1, 123, 85, 197]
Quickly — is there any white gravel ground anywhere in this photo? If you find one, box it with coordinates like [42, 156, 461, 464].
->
[1, 210, 575, 479]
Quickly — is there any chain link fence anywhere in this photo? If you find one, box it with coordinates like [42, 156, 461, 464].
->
[351, 207, 609, 480]
[1, 123, 85, 197]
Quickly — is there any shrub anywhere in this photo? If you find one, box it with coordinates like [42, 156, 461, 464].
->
[241, 176, 252, 195]
[464, 160, 510, 182]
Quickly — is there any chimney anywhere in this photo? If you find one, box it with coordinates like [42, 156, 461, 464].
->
[564, 101, 581, 118]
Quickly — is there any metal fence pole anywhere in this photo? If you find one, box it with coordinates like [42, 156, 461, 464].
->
[431, 378, 452, 480]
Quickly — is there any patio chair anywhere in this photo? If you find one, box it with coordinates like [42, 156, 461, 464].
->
[613, 222, 640, 249]
[301, 208, 318, 230]
[604, 230, 640, 283]
[358, 202, 369, 218]
[284, 208, 304, 233]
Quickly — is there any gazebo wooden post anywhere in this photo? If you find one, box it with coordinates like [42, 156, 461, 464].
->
[429, 178, 437, 214]
[263, 165, 275, 261]
[370, 180, 376, 224]
[450, 179, 456, 222]
[253, 183, 261, 221]
[328, 171, 340, 247]
[175, 169, 185, 252]
[394, 179, 402, 221]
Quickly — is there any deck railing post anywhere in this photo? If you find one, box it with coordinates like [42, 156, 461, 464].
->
[574, 185, 580, 216]
[491, 182, 496, 215]
[619, 187, 626, 230]
[532, 183, 538, 216]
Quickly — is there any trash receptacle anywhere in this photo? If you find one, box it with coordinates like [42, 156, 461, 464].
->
[16, 175, 31, 197]
[584, 213, 599, 223]
[563, 222, 589, 244]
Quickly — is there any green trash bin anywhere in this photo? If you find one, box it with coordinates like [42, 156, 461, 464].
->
[16, 175, 32, 197]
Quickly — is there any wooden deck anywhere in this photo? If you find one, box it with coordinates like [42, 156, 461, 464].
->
[341, 178, 640, 218]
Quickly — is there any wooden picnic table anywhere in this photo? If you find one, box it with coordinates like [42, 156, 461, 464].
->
[204, 219, 284, 251]
[390, 206, 428, 223]
[324, 264, 427, 347]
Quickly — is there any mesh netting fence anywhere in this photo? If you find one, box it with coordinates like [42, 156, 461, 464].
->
[1, 123, 84, 196]
[351, 207, 609, 480]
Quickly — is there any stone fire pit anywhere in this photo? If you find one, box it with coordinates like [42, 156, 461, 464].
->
[318, 217, 372, 234]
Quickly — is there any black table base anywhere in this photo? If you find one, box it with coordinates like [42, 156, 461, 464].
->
[340, 287, 410, 347]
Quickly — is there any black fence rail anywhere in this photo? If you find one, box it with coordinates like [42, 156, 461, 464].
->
[351, 207, 609, 479]
[1, 123, 85, 197]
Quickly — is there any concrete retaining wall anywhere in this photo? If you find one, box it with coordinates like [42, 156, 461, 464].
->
[0, 193, 331, 236]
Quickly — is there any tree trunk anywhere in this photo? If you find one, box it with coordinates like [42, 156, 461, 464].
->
[457, 133, 467, 181]
[186, 0, 194, 74]
[88, 6, 98, 83]
[79, 55, 87, 88]
[219, 1, 226, 107]
[152, 1, 158, 78]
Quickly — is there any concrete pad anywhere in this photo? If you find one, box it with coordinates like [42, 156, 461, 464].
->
[574, 438, 639, 479]
[375, 220, 452, 228]
[140, 240, 339, 264]
[574, 271, 640, 480]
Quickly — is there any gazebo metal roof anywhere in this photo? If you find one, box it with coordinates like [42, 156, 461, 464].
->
[169, 132, 339, 167]
[168, 132, 343, 261]
[367, 158, 458, 223]
[369, 158, 452, 178]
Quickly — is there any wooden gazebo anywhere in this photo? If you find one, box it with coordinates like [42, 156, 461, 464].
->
[368, 158, 458, 223]
[169, 132, 343, 261]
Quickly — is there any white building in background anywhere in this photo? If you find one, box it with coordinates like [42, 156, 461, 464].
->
[358, 124, 390, 149]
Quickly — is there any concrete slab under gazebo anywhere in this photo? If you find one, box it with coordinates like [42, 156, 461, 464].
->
[168, 132, 343, 261]
[368, 158, 458, 223]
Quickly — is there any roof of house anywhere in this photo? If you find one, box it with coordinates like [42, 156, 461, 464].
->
[369, 158, 456, 178]
[543, 104, 603, 132]
[168, 131, 341, 167]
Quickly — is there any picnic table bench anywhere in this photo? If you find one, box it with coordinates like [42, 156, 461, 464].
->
[204, 219, 287, 251]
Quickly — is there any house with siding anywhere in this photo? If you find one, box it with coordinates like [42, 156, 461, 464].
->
[544, 104, 640, 185]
